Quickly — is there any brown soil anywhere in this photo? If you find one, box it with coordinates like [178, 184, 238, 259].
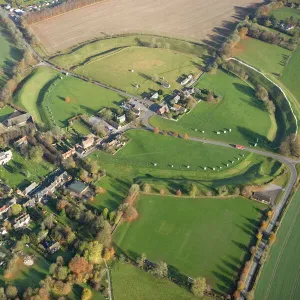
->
[30, 0, 263, 54]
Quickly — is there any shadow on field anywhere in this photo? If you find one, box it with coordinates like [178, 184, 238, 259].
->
[202, 3, 264, 50]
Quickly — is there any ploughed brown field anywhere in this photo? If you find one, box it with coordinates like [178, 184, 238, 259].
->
[31, 0, 262, 54]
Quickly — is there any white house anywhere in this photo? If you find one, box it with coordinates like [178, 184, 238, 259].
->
[13, 213, 31, 230]
[0, 150, 12, 165]
[117, 114, 126, 124]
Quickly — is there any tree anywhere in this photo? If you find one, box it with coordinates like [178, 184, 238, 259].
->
[96, 221, 112, 248]
[129, 184, 140, 198]
[239, 27, 249, 39]
[103, 208, 109, 220]
[153, 127, 160, 134]
[143, 183, 151, 193]
[5, 285, 18, 298]
[63, 157, 76, 169]
[137, 253, 147, 268]
[9, 204, 22, 216]
[182, 133, 188, 139]
[69, 257, 92, 276]
[52, 281, 72, 296]
[256, 85, 269, 102]
[160, 188, 165, 195]
[151, 261, 168, 278]
[81, 288, 92, 300]
[269, 232, 276, 245]
[65, 96, 71, 102]
[246, 290, 255, 300]
[218, 185, 228, 196]
[189, 184, 197, 198]
[162, 130, 168, 136]
[191, 277, 207, 298]
[29, 146, 43, 163]
[233, 290, 240, 299]
[206, 93, 215, 103]
[124, 206, 138, 221]
[176, 189, 182, 196]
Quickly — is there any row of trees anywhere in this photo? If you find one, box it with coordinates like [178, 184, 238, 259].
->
[135, 253, 209, 298]
[24, 0, 105, 24]
[0, 12, 36, 106]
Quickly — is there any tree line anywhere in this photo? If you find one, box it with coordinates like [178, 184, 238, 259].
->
[24, 0, 105, 24]
[0, 11, 36, 107]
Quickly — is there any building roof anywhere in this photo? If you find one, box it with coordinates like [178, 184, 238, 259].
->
[3, 111, 32, 127]
[68, 181, 88, 195]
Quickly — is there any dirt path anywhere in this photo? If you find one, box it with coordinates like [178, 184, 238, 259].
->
[30, 0, 263, 53]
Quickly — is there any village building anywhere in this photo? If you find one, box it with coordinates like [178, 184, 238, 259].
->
[23, 182, 38, 197]
[116, 114, 126, 124]
[157, 103, 170, 115]
[68, 181, 89, 196]
[3, 111, 32, 128]
[150, 92, 159, 101]
[253, 184, 283, 206]
[170, 95, 181, 105]
[33, 171, 71, 202]
[62, 147, 76, 160]
[0, 198, 16, 218]
[14, 136, 28, 148]
[13, 213, 31, 230]
[48, 241, 60, 254]
[180, 74, 193, 86]
[0, 150, 13, 165]
[82, 135, 95, 150]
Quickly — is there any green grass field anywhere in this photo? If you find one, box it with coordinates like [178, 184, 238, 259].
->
[76, 46, 203, 96]
[114, 194, 266, 294]
[150, 70, 274, 146]
[272, 7, 300, 21]
[233, 37, 291, 75]
[0, 150, 54, 189]
[0, 25, 22, 88]
[0, 105, 14, 122]
[14, 67, 124, 128]
[50, 35, 205, 70]
[281, 45, 300, 102]
[111, 262, 207, 300]
[90, 130, 284, 210]
[255, 189, 300, 300]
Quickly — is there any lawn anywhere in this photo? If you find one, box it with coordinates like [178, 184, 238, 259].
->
[14, 67, 124, 128]
[0, 150, 54, 189]
[150, 70, 274, 146]
[255, 189, 300, 300]
[89, 130, 284, 210]
[71, 119, 91, 136]
[76, 46, 203, 96]
[0, 24, 22, 88]
[280, 44, 300, 102]
[114, 194, 266, 294]
[233, 37, 291, 75]
[111, 262, 208, 300]
[0, 105, 14, 123]
[50, 34, 206, 70]
[271, 6, 300, 21]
